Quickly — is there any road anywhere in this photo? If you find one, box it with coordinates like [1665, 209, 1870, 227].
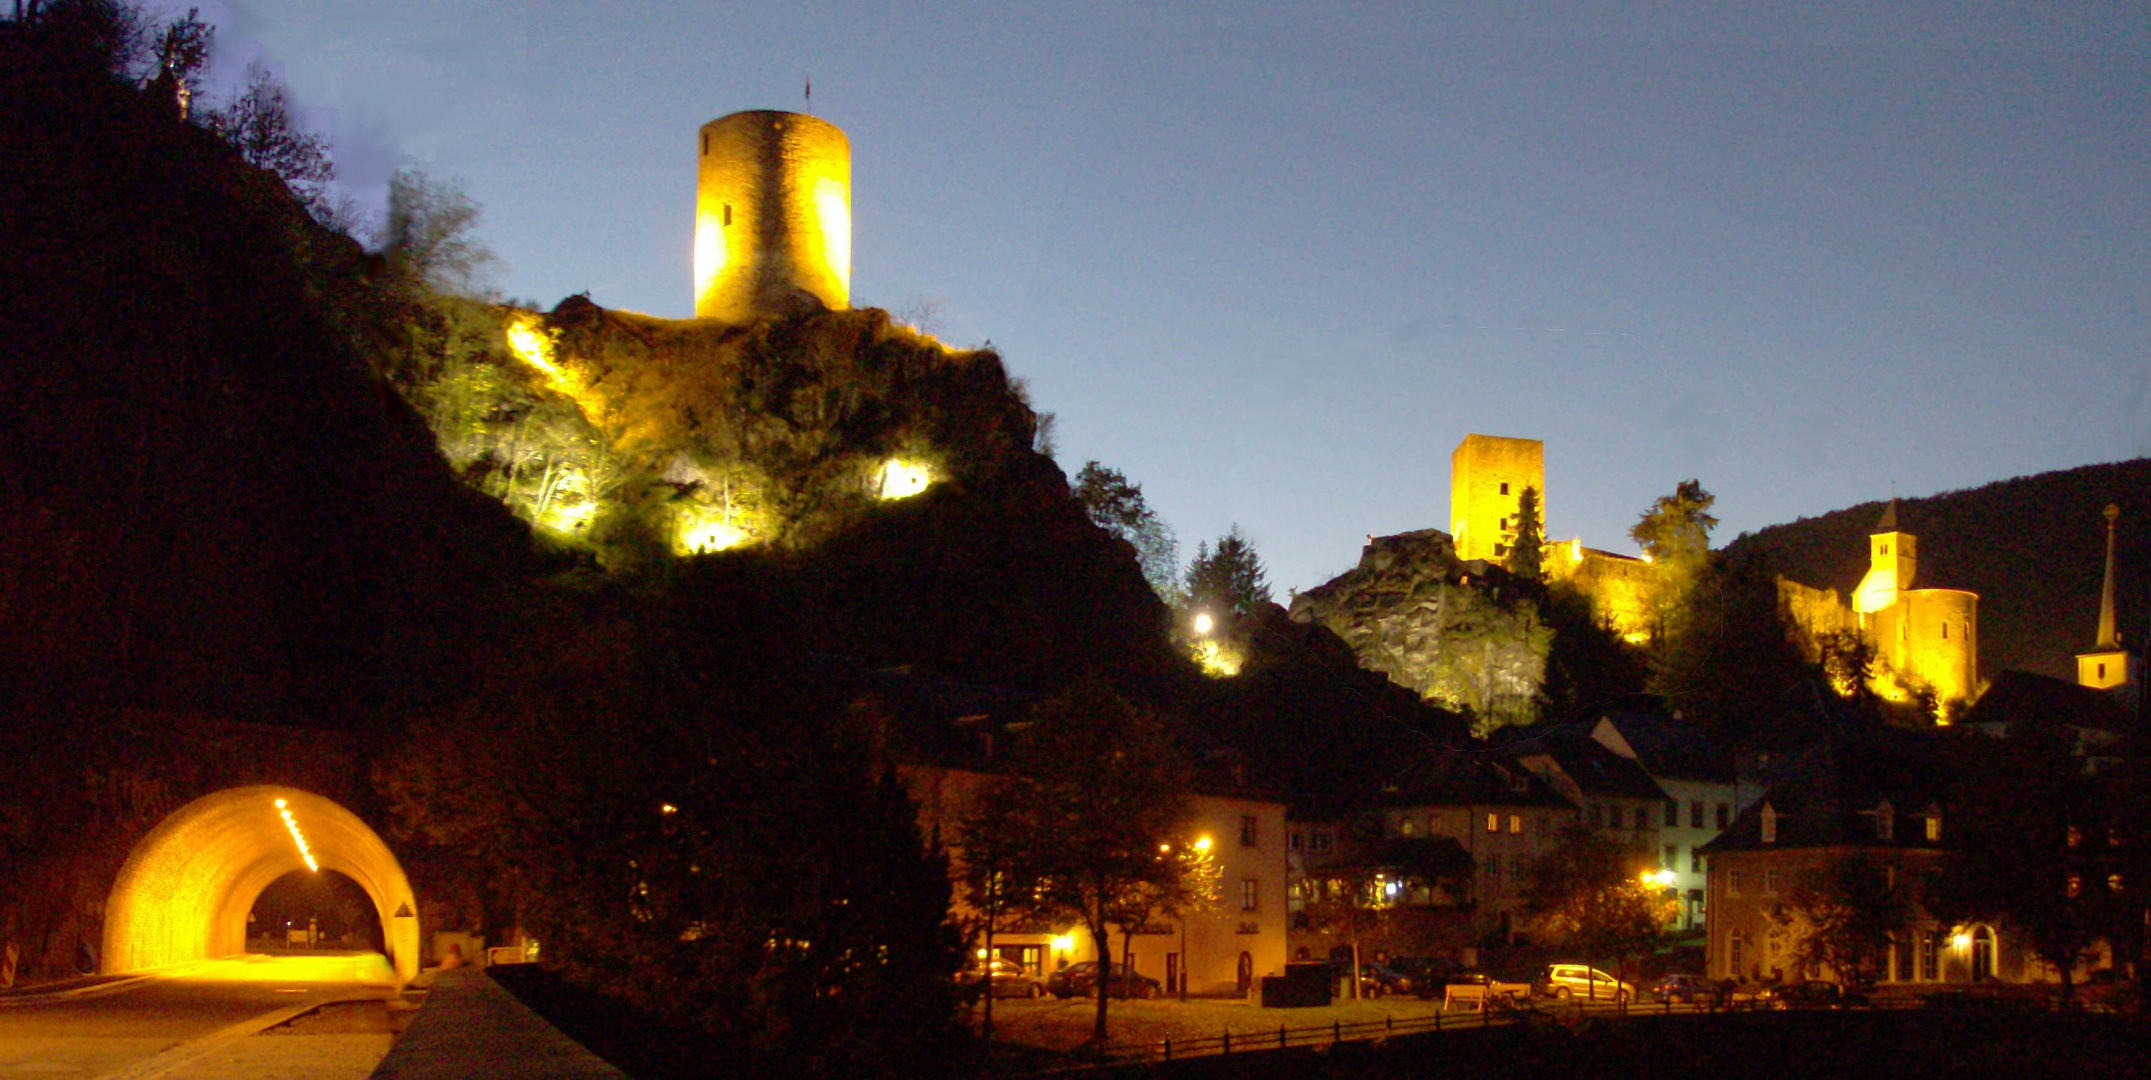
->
[0, 952, 398, 1080]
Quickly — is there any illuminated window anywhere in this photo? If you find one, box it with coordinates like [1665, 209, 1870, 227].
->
[2068, 874, 2082, 899]
[1509, 814, 1522, 834]
[2110, 874, 2124, 894]
[1486, 812, 1499, 833]
[1399, 818, 1415, 837]
[1241, 816, 1259, 847]
[1241, 879, 1259, 911]
[2068, 826, 2082, 849]
[1691, 801, 1705, 828]
[1926, 813, 1941, 842]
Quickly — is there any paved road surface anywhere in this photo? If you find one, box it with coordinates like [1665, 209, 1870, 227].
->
[0, 953, 398, 1080]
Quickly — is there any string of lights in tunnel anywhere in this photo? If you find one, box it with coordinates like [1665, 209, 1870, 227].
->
[275, 797, 319, 872]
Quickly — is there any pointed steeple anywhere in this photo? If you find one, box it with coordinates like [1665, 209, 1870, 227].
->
[1874, 499, 1899, 531]
[2097, 503, 2121, 649]
[2078, 504, 2130, 691]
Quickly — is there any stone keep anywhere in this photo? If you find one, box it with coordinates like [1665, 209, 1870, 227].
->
[694, 110, 851, 321]
[1450, 434, 1544, 563]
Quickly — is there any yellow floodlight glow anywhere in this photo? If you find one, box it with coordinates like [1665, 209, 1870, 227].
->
[1051, 934, 1074, 955]
[1192, 612, 1214, 636]
[876, 459, 932, 500]
[274, 798, 319, 873]
[1952, 932, 1971, 949]
[1195, 836, 1211, 852]
[814, 176, 851, 291]
[674, 516, 747, 556]
[692, 209, 729, 313]
[504, 316, 567, 383]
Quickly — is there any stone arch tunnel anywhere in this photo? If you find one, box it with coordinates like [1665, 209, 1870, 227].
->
[101, 785, 420, 983]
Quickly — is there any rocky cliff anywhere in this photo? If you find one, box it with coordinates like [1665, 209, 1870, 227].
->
[1289, 530, 1552, 732]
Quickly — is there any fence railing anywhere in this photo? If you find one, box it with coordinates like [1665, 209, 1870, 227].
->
[1079, 991, 1952, 1068]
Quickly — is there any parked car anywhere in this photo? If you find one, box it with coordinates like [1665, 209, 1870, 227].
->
[1356, 961, 1412, 997]
[1652, 973, 1707, 1004]
[1762, 980, 1868, 1010]
[1535, 964, 1635, 1003]
[1045, 960, 1162, 999]
[957, 958, 1049, 1000]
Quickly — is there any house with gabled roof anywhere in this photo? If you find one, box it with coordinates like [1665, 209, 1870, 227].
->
[1699, 728, 1955, 987]
[1587, 712, 1750, 930]
[1373, 752, 1580, 943]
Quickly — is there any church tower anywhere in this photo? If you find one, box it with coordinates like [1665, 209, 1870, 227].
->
[2077, 504, 2132, 691]
[693, 111, 852, 322]
[1852, 500, 1917, 615]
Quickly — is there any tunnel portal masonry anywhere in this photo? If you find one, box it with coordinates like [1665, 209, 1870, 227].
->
[101, 785, 420, 983]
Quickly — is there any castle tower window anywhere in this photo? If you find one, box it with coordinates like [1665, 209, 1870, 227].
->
[1500, 482, 1510, 495]
[1941, 622, 1949, 639]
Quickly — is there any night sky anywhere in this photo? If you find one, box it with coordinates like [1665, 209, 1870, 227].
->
[171, 1, 2151, 594]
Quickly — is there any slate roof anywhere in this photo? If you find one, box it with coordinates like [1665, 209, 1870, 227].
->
[1592, 712, 1735, 784]
[1699, 727, 1950, 855]
[1959, 669, 2130, 736]
[1380, 751, 1574, 810]
[1502, 727, 1671, 803]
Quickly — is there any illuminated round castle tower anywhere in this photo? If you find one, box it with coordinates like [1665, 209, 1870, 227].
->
[693, 110, 851, 321]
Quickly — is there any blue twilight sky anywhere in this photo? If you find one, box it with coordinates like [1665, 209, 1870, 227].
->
[162, 1, 2151, 595]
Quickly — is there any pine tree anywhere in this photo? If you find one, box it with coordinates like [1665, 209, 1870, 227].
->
[1183, 525, 1270, 616]
[1507, 485, 1545, 580]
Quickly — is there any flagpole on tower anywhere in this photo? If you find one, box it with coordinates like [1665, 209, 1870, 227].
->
[804, 75, 813, 114]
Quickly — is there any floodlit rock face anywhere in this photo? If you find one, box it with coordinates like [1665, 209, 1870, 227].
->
[1289, 530, 1550, 732]
[394, 297, 1039, 565]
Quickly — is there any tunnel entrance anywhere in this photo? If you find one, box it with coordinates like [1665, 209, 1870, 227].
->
[101, 785, 420, 982]
[249, 868, 386, 953]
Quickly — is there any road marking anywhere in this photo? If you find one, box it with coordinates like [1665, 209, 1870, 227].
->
[85, 993, 392, 1080]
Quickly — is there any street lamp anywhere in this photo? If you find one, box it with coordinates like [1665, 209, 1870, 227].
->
[1192, 612, 1214, 636]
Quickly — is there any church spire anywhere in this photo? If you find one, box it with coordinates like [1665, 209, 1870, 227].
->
[2097, 503, 2121, 649]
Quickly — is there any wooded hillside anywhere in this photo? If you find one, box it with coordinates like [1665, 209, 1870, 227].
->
[1725, 459, 2151, 682]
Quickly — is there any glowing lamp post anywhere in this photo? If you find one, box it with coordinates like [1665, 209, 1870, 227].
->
[1192, 612, 1214, 636]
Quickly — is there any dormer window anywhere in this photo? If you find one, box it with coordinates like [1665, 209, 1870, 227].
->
[1761, 803, 1778, 844]
[1925, 808, 1943, 842]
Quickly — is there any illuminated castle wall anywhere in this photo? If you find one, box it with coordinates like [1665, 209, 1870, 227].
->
[694, 110, 851, 321]
[1449, 433, 1659, 642]
[1780, 502, 1981, 717]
